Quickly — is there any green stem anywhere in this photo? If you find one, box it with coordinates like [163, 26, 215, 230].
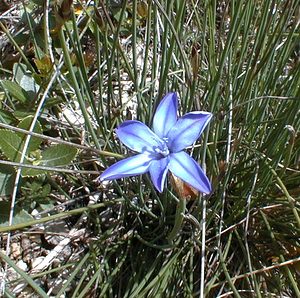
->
[0, 251, 48, 297]
[167, 198, 186, 244]
[58, 29, 102, 150]
[268, 163, 300, 229]
[0, 22, 35, 73]
[0, 199, 124, 233]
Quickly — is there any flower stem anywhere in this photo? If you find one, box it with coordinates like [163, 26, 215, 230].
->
[167, 198, 186, 244]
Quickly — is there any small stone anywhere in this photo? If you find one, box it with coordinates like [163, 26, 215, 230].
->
[31, 256, 45, 269]
[16, 260, 28, 272]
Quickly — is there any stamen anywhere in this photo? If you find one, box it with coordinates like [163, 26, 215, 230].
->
[154, 139, 170, 157]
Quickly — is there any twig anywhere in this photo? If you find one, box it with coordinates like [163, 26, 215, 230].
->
[0, 122, 123, 158]
[0, 159, 100, 175]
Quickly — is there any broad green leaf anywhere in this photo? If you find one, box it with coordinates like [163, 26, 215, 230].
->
[1, 80, 30, 103]
[43, 96, 64, 108]
[0, 201, 33, 226]
[19, 150, 43, 176]
[40, 144, 78, 167]
[13, 63, 40, 96]
[17, 116, 43, 152]
[0, 109, 16, 124]
[0, 164, 14, 196]
[20, 75, 40, 96]
[21, 165, 44, 177]
[31, 0, 44, 5]
[39, 200, 54, 211]
[0, 130, 23, 161]
[0, 130, 42, 177]
[14, 110, 35, 120]
[0, 116, 42, 163]
[13, 62, 28, 84]
[21, 144, 77, 177]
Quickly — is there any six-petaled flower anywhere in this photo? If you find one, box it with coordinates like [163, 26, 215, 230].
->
[99, 92, 212, 194]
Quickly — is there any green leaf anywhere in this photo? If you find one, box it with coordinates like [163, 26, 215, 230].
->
[40, 144, 78, 167]
[17, 116, 43, 152]
[13, 63, 40, 98]
[0, 130, 23, 161]
[31, 0, 44, 5]
[13, 62, 28, 85]
[0, 131, 41, 176]
[14, 110, 35, 120]
[0, 130, 42, 177]
[20, 144, 78, 177]
[43, 96, 64, 108]
[20, 165, 44, 177]
[20, 75, 40, 96]
[0, 116, 43, 162]
[0, 130, 76, 177]
[0, 109, 16, 124]
[1, 80, 30, 103]
[0, 164, 15, 196]
[0, 201, 33, 226]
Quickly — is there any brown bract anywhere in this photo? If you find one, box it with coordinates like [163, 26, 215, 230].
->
[169, 172, 199, 200]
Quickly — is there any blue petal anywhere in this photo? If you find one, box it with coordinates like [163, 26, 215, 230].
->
[169, 151, 211, 194]
[116, 120, 164, 154]
[149, 157, 170, 192]
[152, 92, 178, 138]
[99, 153, 154, 181]
[167, 112, 212, 152]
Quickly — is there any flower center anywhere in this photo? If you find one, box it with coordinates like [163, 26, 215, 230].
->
[154, 138, 169, 157]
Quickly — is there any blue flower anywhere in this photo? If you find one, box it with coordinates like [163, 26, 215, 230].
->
[99, 92, 213, 194]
